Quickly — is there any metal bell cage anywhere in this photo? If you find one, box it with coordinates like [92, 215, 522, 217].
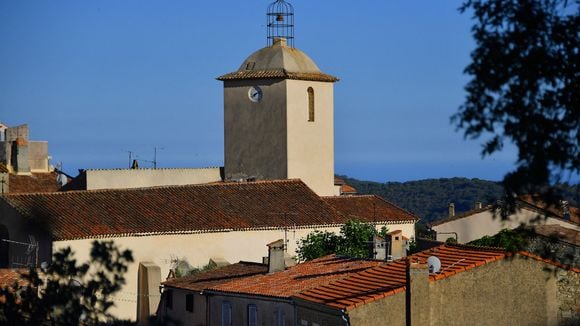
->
[267, 0, 295, 47]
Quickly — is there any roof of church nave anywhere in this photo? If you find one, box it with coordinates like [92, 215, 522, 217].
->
[217, 38, 338, 82]
[1, 179, 415, 241]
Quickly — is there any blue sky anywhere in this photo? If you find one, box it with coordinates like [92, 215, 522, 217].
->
[0, 1, 519, 182]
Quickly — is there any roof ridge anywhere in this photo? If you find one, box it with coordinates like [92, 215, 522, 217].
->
[3, 179, 306, 198]
[85, 166, 222, 171]
[517, 251, 580, 273]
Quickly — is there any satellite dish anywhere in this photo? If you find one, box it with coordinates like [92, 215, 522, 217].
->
[427, 256, 442, 274]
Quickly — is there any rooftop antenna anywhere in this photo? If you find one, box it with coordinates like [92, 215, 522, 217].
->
[124, 150, 135, 168]
[267, 0, 295, 47]
[153, 146, 164, 169]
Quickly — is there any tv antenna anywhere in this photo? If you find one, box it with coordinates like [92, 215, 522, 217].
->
[124, 150, 135, 168]
[2, 235, 39, 268]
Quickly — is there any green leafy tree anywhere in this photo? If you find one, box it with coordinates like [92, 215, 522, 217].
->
[337, 221, 381, 258]
[296, 220, 389, 261]
[469, 228, 527, 252]
[453, 0, 579, 199]
[0, 240, 133, 325]
[296, 230, 339, 262]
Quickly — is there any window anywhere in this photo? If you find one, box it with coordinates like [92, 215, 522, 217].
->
[221, 301, 232, 326]
[275, 308, 285, 326]
[165, 290, 173, 310]
[307, 87, 315, 122]
[185, 294, 194, 313]
[247, 304, 257, 326]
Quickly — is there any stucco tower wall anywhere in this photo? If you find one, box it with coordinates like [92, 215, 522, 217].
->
[286, 80, 337, 196]
[223, 79, 288, 181]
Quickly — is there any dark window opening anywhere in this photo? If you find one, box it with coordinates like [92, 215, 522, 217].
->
[186, 294, 194, 313]
[165, 290, 173, 310]
[307, 87, 315, 122]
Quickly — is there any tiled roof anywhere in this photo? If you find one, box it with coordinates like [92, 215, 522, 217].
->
[0, 269, 28, 288]
[293, 244, 507, 310]
[217, 69, 339, 82]
[8, 172, 60, 194]
[529, 224, 580, 247]
[431, 196, 579, 227]
[1, 179, 389, 241]
[207, 255, 385, 299]
[323, 195, 417, 223]
[163, 261, 268, 292]
[519, 195, 580, 225]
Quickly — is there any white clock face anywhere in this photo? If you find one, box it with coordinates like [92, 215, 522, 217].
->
[248, 86, 263, 102]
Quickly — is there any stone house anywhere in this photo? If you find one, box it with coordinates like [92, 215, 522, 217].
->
[294, 244, 579, 326]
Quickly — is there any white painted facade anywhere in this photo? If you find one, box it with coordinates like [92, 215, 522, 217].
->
[54, 221, 415, 321]
[84, 168, 222, 190]
[433, 207, 580, 243]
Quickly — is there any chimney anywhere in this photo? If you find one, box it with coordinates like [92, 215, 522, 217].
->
[474, 201, 483, 210]
[12, 137, 30, 175]
[267, 239, 285, 273]
[406, 261, 430, 325]
[448, 203, 455, 218]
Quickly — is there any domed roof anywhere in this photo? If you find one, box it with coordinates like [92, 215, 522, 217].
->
[217, 38, 338, 82]
[239, 38, 320, 72]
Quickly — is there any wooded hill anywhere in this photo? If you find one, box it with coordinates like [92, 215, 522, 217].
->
[337, 176, 579, 224]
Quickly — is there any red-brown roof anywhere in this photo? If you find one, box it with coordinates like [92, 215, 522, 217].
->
[217, 69, 339, 82]
[0, 269, 29, 288]
[7, 172, 60, 194]
[431, 196, 579, 227]
[529, 224, 580, 247]
[207, 255, 385, 299]
[294, 244, 580, 311]
[2, 179, 402, 241]
[293, 244, 507, 310]
[323, 195, 417, 223]
[163, 261, 268, 292]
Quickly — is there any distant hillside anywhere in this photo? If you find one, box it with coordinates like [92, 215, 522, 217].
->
[337, 176, 579, 223]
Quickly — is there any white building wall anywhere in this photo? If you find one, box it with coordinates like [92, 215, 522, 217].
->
[286, 80, 338, 196]
[433, 207, 580, 243]
[53, 221, 414, 321]
[85, 168, 222, 190]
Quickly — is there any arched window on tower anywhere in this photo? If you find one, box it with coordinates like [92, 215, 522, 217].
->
[307, 87, 315, 122]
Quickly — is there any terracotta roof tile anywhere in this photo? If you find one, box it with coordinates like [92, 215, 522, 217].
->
[207, 255, 385, 298]
[431, 196, 579, 227]
[0, 269, 29, 288]
[7, 172, 60, 194]
[217, 69, 339, 82]
[528, 224, 580, 247]
[323, 195, 417, 223]
[2, 179, 395, 241]
[163, 262, 268, 292]
[293, 244, 507, 310]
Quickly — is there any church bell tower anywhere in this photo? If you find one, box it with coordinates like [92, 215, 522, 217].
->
[218, 0, 339, 196]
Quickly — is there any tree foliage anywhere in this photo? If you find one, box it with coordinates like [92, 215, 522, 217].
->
[468, 228, 528, 252]
[0, 240, 133, 325]
[296, 220, 388, 262]
[453, 0, 579, 198]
